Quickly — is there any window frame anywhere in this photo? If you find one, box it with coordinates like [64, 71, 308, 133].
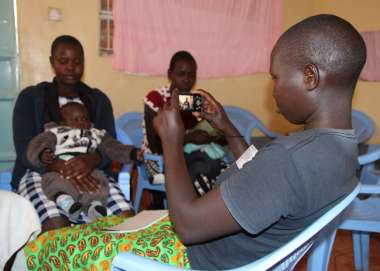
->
[99, 0, 113, 56]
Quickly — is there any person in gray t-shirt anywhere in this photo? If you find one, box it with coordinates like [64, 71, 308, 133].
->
[153, 14, 366, 270]
[187, 128, 358, 269]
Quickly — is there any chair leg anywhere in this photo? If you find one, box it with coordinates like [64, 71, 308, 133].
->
[353, 232, 363, 270]
[361, 233, 370, 271]
[307, 230, 337, 271]
[353, 232, 370, 271]
[134, 182, 144, 212]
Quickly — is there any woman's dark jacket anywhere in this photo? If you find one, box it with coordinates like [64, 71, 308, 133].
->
[12, 80, 116, 189]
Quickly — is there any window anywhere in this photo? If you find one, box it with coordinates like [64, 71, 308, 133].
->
[99, 0, 113, 55]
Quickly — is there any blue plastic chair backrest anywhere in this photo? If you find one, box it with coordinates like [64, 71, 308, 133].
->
[115, 126, 134, 146]
[352, 110, 375, 144]
[116, 112, 144, 148]
[0, 170, 12, 191]
[223, 106, 278, 144]
[115, 118, 139, 188]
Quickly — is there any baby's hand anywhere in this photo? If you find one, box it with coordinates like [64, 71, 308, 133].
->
[40, 148, 55, 164]
[136, 149, 144, 163]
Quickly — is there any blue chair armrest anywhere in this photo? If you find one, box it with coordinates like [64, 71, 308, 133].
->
[358, 144, 380, 165]
[360, 184, 380, 194]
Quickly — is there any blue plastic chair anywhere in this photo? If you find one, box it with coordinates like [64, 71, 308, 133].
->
[116, 112, 145, 149]
[336, 110, 376, 271]
[115, 126, 133, 200]
[352, 109, 375, 144]
[223, 106, 279, 145]
[357, 144, 380, 186]
[115, 112, 165, 211]
[112, 184, 360, 271]
[0, 170, 12, 191]
[339, 145, 380, 271]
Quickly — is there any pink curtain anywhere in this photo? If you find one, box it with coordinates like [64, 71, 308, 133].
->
[112, 0, 282, 78]
[360, 31, 380, 81]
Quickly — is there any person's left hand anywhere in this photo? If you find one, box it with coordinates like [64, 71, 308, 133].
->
[153, 89, 185, 146]
[62, 153, 101, 180]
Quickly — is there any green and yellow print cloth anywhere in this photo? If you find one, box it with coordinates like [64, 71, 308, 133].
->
[24, 215, 190, 271]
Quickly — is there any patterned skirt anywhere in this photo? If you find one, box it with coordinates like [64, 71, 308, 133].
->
[24, 215, 190, 270]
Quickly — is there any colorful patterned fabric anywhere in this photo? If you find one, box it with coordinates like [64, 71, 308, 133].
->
[24, 215, 190, 271]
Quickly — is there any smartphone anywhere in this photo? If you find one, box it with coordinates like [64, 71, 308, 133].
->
[178, 93, 203, 112]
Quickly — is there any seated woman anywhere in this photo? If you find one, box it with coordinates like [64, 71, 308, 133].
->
[142, 50, 227, 196]
[12, 35, 133, 234]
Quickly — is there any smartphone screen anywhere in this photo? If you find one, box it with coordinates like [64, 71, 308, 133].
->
[178, 93, 202, 112]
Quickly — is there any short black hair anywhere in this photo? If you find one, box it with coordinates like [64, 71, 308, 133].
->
[275, 14, 366, 89]
[51, 35, 84, 57]
[168, 51, 197, 72]
[60, 101, 87, 112]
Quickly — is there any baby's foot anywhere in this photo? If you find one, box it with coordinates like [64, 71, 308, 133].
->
[87, 201, 108, 221]
[56, 194, 82, 221]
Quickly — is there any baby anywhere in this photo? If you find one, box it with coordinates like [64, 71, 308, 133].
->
[27, 102, 140, 221]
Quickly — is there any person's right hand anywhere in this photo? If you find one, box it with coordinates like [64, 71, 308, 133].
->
[192, 89, 232, 132]
[63, 153, 101, 181]
[153, 89, 185, 146]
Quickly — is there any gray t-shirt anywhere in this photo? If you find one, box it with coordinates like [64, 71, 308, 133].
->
[187, 128, 358, 270]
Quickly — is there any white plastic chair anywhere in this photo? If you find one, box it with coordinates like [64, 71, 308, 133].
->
[111, 184, 360, 271]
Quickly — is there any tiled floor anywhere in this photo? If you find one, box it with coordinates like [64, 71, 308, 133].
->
[295, 230, 380, 271]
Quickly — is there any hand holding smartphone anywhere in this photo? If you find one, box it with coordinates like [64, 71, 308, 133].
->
[178, 92, 203, 112]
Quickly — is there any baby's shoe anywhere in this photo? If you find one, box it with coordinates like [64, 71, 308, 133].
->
[87, 201, 108, 221]
[56, 194, 82, 221]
